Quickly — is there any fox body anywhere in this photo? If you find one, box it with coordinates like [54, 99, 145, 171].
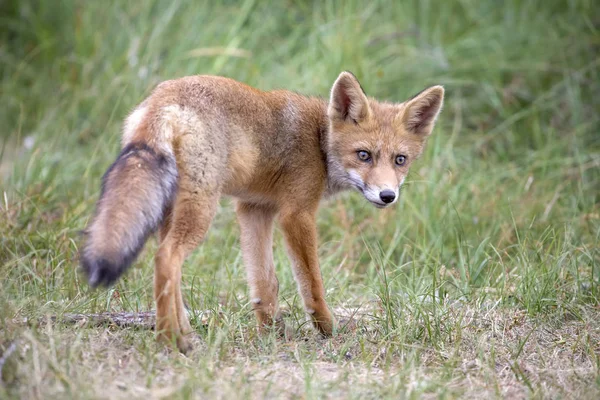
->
[81, 72, 444, 352]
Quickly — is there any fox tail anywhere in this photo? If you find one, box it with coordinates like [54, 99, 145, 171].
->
[81, 139, 177, 287]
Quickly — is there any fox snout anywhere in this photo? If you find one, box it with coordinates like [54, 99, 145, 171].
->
[347, 170, 402, 208]
[379, 189, 396, 204]
[362, 185, 399, 208]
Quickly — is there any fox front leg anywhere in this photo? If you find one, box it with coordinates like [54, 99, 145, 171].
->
[279, 208, 334, 335]
[236, 201, 283, 332]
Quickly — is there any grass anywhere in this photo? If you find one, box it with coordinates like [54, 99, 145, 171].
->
[1, 0, 599, 398]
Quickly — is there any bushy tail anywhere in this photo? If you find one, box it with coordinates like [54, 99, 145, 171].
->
[81, 142, 177, 287]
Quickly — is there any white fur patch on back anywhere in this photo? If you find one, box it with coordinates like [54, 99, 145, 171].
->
[158, 105, 205, 156]
[123, 104, 206, 157]
[122, 106, 148, 146]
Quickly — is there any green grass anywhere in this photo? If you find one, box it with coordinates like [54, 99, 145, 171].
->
[1, 0, 599, 398]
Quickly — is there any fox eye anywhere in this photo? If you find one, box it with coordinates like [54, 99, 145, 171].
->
[357, 150, 371, 162]
[395, 155, 407, 166]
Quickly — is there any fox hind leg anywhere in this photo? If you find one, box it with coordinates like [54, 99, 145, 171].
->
[154, 135, 224, 353]
[155, 186, 221, 352]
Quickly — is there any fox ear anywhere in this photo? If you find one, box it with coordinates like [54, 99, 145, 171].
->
[328, 71, 371, 123]
[401, 86, 444, 136]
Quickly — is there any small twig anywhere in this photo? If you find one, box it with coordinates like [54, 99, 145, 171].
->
[15, 310, 216, 330]
[12, 312, 156, 330]
[53, 311, 157, 329]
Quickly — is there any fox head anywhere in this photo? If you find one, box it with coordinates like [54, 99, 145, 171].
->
[327, 71, 444, 208]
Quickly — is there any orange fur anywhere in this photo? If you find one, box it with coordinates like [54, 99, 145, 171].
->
[82, 72, 444, 352]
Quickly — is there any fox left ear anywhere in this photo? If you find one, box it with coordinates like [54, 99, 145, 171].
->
[328, 71, 371, 124]
[400, 86, 445, 136]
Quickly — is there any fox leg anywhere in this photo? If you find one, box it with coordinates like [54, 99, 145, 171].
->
[154, 206, 188, 343]
[155, 187, 220, 353]
[154, 135, 224, 353]
[236, 202, 281, 331]
[279, 208, 334, 335]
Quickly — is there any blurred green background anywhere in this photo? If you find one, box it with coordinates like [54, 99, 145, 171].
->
[0, 0, 599, 397]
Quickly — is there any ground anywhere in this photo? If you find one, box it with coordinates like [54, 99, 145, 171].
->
[1, 1, 599, 398]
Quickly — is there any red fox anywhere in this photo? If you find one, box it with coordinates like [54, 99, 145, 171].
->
[81, 72, 444, 352]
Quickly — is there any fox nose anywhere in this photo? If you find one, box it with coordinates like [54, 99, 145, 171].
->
[379, 190, 396, 204]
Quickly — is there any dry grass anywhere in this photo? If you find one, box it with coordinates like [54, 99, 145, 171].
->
[3, 304, 599, 399]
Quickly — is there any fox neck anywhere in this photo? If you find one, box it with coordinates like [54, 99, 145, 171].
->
[322, 146, 353, 195]
[315, 104, 355, 196]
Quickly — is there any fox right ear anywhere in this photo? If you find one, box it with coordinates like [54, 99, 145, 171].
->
[400, 85, 445, 136]
[328, 72, 371, 123]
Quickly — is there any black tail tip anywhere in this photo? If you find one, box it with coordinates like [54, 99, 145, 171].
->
[81, 257, 124, 288]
